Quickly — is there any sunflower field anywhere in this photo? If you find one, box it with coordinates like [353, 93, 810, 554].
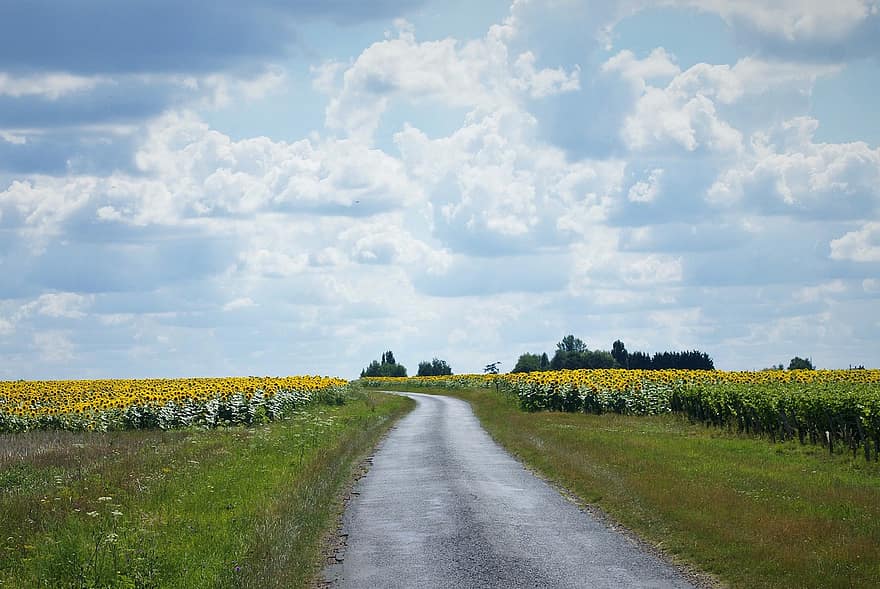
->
[361, 369, 880, 459]
[0, 375, 348, 432]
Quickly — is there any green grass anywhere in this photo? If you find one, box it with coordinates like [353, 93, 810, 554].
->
[375, 383, 880, 589]
[0, 390, 413, 588]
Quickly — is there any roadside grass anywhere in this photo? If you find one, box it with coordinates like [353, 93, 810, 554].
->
[374, 383, 880, 589]
[0, 390, 413, 588]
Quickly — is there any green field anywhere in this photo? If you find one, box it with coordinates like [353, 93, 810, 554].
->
[373, 382, 880, 589]
[0, 390, 413, 588]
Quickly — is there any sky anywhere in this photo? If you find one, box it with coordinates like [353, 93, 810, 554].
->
[1, 0, 879, 380]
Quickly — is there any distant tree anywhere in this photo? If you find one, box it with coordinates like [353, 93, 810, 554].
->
[484, 362, 501, 375]
[540, 352, 550, 370]
[549, 334, 617, 370]
[611, 340, 628, 368]
[788, 356, 814, 370]
[512, 353, 542, 373]
[361, 351, 407, 377]
[628, 351, 653, 370]
[417, 357, 453, 376]
[556, 335, 588, 353]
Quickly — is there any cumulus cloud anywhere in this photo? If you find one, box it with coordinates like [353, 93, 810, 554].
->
[830, 222, 880, 262]
[627, 168, 664, 202]
[324, 18, 580, 141]
[396, 108, 625, 253]
[708, 117, 880, 217]
[605, 50, 840, 154]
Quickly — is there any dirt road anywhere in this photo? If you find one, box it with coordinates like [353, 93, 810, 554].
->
[324, 392, 697, 588]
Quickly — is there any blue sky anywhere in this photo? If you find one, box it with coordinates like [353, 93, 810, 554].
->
[1, 0, 879, 379]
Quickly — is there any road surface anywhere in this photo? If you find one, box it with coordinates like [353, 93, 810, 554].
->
[324, 392, 698, 588]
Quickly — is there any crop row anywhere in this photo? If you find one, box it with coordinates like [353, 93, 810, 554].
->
[360, 369, 880, 458]
[0, 376, 348, 432]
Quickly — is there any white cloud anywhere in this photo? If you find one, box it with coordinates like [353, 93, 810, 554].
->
[795, 280, 847, 302]
[683, 0, 878, 42]
[622, 254, 683, 286]
[830, 222, 880, 262]
[33, 331, 76, 363]
[708, 117, 880, 215]
[606, 50, 840, 154]
[0, 317, 13, 336]
[0, 72, 104, 99]
[0, 131, 27, 145]
[396, 108, 625, 249]
[627, 168, 664, 202]
[222, 297, 257, 311]
[324, 18, 579, 141]
[601, 47, 680, 90]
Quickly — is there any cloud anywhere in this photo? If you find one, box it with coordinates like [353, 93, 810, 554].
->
[830, 222, 880, 262]
[223, 297, 257, 311]
[323, 18, 580, 141]
[20, 292, 93, 319]
[33, 330, 76, 363]
[396, 108, 625, 254]
[627, 168, 664, 202]
[0, 72, 104, 99]
[0, 1, 428, 75]
[708, 117, 880, 218]
[605, 50, 841, 154]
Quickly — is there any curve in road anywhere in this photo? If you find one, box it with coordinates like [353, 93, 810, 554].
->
[325, 392, 698, 589]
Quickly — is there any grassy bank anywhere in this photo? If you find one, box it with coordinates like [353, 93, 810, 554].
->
[1, 390, 413, 588]
[377, 383, 880, 589]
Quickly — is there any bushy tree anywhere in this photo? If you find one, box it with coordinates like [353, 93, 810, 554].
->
[788, 356, 814, 370]
[417, 357, 453, 376]
[549, 335, 617, 370]
[361, 350, 407, 377]
[556, 335, 588, 353]
[512, 353, 542, 373]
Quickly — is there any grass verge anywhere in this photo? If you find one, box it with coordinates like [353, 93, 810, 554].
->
[374, 383, 880, 589]
[0, 390, 413, 588]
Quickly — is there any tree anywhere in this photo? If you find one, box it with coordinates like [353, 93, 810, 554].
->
[511, 353, 542, 373]
[556, 335, 587, 353]
[417, 357, 453, 376]
[361, 351, 407, 377]
[788, 356, 814, 370]
[611, 340, 628, 368]
[484, 362, 501, 374]
[540, 352, 550, 370]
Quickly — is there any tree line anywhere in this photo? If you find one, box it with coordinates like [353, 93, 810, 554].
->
[360, 352, 453, 377]
[512, 335, 715, 373]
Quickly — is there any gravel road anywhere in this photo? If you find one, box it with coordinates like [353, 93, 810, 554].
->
[324, 392, 698, 588]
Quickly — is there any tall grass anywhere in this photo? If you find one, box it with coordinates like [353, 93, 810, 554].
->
[1, 390, 413, 588]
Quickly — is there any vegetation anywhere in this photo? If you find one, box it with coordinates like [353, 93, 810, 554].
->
[513, 335, 714, 373]
[370, 381, 880, 589]
[0, 389, 414, 588]
[789, 356, 815, 370]
[416, 358, 453, 376]
[362, 368, 880, 460]
[0, 376, 347, 433]
[360, 351, 407, 378]
[511, 352, 549, 374]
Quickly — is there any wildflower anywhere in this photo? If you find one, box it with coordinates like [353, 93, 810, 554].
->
[86, 511, 99, 518]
